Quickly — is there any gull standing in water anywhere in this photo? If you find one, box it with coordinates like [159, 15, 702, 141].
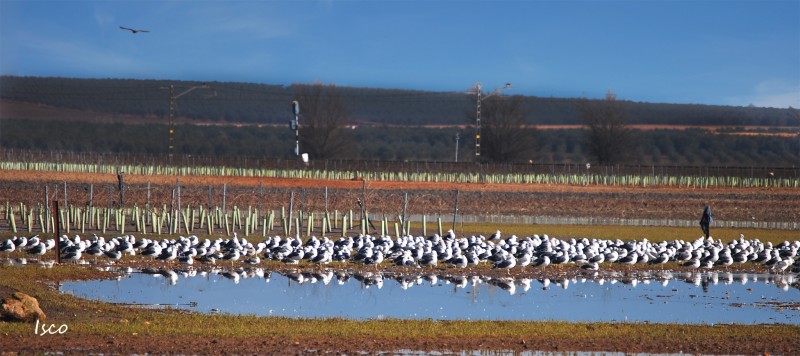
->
[772, 257, 793, 274]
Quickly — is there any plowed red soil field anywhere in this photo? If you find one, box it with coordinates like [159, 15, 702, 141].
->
[2, 169, 800, 354]
[1, 169, 798, 223]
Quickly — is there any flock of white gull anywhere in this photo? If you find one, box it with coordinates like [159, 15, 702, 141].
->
[2, 229, 799, 275]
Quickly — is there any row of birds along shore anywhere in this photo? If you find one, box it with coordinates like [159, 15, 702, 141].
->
[2, 230, 799, 274]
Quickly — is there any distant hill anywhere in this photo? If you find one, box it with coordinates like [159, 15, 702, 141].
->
[1, 75, 796, 126]
[2, 75, 798, 167]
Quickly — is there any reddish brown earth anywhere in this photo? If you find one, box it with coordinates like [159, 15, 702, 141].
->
[2, 168, 799, 354]
[1, 169, 798, 223]
[6, 333, 792, 355]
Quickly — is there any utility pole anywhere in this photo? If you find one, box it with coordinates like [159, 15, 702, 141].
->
[168, 85, 175, 161]
[468, 82, 512, 159]
[164, 83, 213, 161]
[475, 85, 482, 158]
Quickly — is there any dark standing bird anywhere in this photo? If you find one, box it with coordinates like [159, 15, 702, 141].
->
[700, 206, 713, 238]
[119, 26, 150, 34]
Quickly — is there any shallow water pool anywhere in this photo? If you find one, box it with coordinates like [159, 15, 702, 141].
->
[61, 268, 800, 324]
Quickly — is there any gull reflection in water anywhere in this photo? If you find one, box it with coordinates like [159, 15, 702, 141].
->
[130, 267, 800, 296]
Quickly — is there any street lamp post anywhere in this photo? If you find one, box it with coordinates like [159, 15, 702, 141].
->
[469, 82, 512, 159]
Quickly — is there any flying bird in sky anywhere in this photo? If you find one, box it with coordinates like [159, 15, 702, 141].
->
[119, 26, 149, 34]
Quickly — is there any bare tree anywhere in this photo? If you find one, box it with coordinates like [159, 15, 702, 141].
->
[468, 95, 538, 162]
[578, 89, 638, 164]
[293, 82, 356, 159]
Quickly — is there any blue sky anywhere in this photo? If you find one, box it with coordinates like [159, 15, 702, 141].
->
[1, 0, 798, 108]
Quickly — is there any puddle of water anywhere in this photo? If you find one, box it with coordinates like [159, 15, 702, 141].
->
[60, 268, 800, 324]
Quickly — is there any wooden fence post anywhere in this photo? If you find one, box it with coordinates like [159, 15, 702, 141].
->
[53, 200, 61, 264]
